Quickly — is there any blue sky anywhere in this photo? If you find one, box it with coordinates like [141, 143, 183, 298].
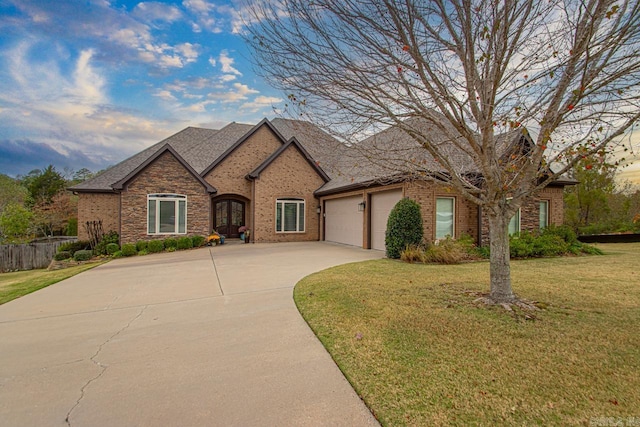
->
[0, 0, 285, 177]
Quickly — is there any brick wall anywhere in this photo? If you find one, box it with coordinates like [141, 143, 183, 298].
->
[77, 193, 120, 240]
[120, 151, 211, 244]
[253, 145, 325, 242]
[479, 185, 566, 245]
[404, 181, 479, 241]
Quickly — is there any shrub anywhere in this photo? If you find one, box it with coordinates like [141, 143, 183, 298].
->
[385, 198, 424, 259]
[148, 240, 164, 253]
[137, 249, 149, 256]
[166, 246, 176, 252]
[106, 243, 120, 255]
[94, 231, 119, 256]
[112, 250, 123, 258]
[543, 225, 578, 244]
[66, 218, 78, 236]
[163, 238, 177, 250]
[73, 250, 93, 261]
[177, 236, 193, 250]
[191, 235, 206, 247]
[400, 244, 426, 263]
[424, 237, 471, 264]
[54, 251, 71, 261]
[136, 241, 148, 252]
[121, 244, 137, 257]
[58, 240, 91, 255]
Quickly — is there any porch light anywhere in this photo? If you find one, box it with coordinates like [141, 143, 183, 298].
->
[358, 201, 366, 212]
[316, 206, 321, 214]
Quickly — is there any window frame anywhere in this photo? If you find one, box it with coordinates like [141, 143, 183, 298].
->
[147, 193, 187, 235]
[508, 208, 521, 235]
[539, 200, 549, 229]
[275, 198, 305, 233]
[435, 196, 455, 239]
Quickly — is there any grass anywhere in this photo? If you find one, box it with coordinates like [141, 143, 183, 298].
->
[294, 243, 640, 426]
[0, 262, 105, 305]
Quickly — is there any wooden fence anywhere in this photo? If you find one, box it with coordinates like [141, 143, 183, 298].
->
[0, 240, 76, 273]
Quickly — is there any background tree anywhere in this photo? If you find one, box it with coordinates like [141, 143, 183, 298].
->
[0, 174, 29, 212]
[244, 0, 640, 305]
[0, 203, 34, 243]
[21, 165, 66, 207]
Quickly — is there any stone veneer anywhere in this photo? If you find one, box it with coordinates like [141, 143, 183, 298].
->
[119, 151, 211, 244]
[77, 193, 120, 240]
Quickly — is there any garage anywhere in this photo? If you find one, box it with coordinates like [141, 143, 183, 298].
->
[370, 189, 403, 251]
[324, 195, 364, 247]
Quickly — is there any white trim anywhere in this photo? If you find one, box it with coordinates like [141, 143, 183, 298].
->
[539, 200, 549, 229]
[508, 208, 521, 235]
[435, 196, 455, 239]
[147, 194, 188, 235]
[275, 198, 305, 233]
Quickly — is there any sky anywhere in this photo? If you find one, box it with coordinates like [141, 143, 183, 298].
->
[0, 0, 285, 177]
[0, 0, 638, 184]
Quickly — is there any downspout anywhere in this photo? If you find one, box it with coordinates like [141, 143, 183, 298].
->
[118, 190, 122, 245]
[477, 204, 483, 246]
[251, 180, 256, 243]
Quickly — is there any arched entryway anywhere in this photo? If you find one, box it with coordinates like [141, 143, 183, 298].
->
[213, 198, 246, 238]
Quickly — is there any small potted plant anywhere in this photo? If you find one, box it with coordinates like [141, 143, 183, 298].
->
[207, 231, 221, 246]
[244, 229, 250, 243]
[238, 226, 247, 241]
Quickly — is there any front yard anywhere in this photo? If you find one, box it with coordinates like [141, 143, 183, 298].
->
[294, 243, 640, 426]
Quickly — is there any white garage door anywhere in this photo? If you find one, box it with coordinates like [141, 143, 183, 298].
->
[370, 190, 403, 251]
[325, 195, 363, 247]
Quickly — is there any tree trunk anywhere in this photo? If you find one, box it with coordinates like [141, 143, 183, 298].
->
[487, 211, 515, 303]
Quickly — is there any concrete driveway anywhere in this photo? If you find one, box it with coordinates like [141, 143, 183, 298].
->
[0, 242, 383, 427]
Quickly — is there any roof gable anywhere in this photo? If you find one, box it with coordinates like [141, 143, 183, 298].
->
[111, 144, 216, 193]
[246, 137, 330, 182]
[200, 118, 290, 177]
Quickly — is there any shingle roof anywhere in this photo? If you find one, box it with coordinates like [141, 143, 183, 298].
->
[70, 116, 529, 196]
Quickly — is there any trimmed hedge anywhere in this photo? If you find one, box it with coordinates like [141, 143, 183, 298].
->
[58, 240, 91, 256]
[106, 243, 120, 255]
[54, 251, 72, 261]
[148, 240, 164, 253]
[163, 238, 177, 249]
[94, 231, 119, 256]
[385, 198, 424, 259]
[177, 236, 193, 250]
[121, 244, 137, 257]
[191, 235, 205, 247]
[136, 240, 148, 252]
[73, 250, 93, 261]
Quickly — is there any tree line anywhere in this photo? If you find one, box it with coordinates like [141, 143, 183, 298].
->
[0, 166, 96, 244]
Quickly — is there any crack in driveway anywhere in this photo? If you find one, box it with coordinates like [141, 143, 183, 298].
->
[65, 305, 148, 427]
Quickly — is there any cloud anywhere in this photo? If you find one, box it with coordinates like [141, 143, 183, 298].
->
[219, 50, 242, 75]
[208, 56, 216, 67]
[208, 83, 259, 103]
[220, 74, 237, 82]
[240, 95, 283, 112]
[132, 2, 183, 24]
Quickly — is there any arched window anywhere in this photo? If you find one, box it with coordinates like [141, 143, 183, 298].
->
[275, 198, 305, 233]
[147, 194, 187, 234]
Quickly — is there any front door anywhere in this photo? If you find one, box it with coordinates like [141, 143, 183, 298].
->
[214, 199, 245, 238]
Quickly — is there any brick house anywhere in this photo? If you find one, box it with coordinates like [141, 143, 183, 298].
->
[71, 118, 569, 247]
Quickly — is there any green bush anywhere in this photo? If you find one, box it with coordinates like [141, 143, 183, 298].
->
[177, 236, 193, 250]
[163, 238, 177, 250]
[54, 251, 71, 261]
[191, 235, 206, 247]
[121, 244, 137, 257]
[136, 240, 148, 252]
[148, 240, 164, 253]
[385, 198, 424, 259]
[112, 250, 123, 258]
[58, 240, 91, 255]
[94, 231, 119, 255]
[106, 243, 120, 255]
[66, 218, 78, 236]
[73, 250, 93, 261]
[137, 249, 149, 256]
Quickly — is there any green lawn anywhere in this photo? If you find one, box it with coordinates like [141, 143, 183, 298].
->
[294, 243, 640, 426]
[0, 262, 105, 305]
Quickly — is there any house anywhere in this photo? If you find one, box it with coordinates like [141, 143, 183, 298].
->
[71, 118, 568, 248]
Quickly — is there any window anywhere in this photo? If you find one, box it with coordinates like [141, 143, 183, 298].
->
[539, 200, 549, 229]
[508, 209, 521, 235]
[147, 194, 187, 234]
[435, 197, 454, 239]
[276, 198, 305, 233]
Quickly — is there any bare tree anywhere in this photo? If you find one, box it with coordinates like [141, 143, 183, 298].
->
[243, 0, 640, 304]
